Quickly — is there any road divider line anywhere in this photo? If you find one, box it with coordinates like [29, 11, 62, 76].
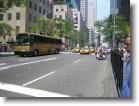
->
[0, 58, 57, 71]
[0, 63, 6, 66]
[74, 59, 81, 64]
[0, 82, 70, 97]
[22, 71, 55, 87]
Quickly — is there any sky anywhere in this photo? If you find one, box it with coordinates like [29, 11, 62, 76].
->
[72, 0, 110, 21]
[95, 0, 110, 20]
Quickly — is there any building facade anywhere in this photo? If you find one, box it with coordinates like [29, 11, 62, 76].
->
[72, 8, 88, 47]
[0, 0, 53, 45]
[110, 0, 130, 23]
[53, 4, 73, 50]
[87, 0, 97, 44]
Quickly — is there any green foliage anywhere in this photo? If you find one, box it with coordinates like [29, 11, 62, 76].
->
[94, 15, 130, 44]
[0, 22, 14, 38]
[77, 29, 85, 47]
[0, 0, 29, 12]
[29, 18, 75, 38]
[91, 42, 96, 47]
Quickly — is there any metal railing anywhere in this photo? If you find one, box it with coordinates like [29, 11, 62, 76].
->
[110, 50, 124, 96]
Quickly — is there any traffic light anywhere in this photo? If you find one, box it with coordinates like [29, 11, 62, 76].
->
[108, 15, 112, 22]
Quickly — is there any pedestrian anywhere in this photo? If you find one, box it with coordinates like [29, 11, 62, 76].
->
[121, 36, 130, 97]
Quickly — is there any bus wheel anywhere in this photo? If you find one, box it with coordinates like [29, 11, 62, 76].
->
[34, 50, 38, 56]
[57, 49, 60, 54]
[55, 49, 59, 54]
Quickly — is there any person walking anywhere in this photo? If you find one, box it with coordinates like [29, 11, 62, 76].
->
[121, 36, 130, 97]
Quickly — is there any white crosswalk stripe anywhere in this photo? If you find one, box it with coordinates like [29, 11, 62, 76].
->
[0, 82, 71, 97]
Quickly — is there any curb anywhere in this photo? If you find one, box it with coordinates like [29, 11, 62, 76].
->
[0, 52, 14, 57]
[107, 55, 118, 97]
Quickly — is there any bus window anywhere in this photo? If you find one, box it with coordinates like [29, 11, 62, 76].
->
[16, 34, 32, 45]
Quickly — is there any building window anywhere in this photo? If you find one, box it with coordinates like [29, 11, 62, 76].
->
[61, 9, 64, 11]
[39, 7, 41, 14]
[59, 15, 62, 18]
[16, 26, 20, 34]
[29, 13, 32, 21]
[0, 14, 3, 21]
[34, 16, 36, 23]
[75, 26, 78, 28]
[43, 0, 45, 4]
[16, 12, 20, 20]
[43, 9, 45, 15]
[56, 9, 58, 12]
[8, 13, 12, 21]
[34, 4, 37, 11]
[29, 1, 32, 8]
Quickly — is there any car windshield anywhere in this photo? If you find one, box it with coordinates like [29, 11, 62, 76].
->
[16, 34, 33, 45]
[82, 48, 89, 50]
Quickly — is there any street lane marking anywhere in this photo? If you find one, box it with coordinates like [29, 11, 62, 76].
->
[74, 59, 81, 64]
[23, 71, 55, 87]
[0, 82, 70, 97]
[18, 58, 30, 62]
[0, 58, 57, 71]
[0, 63, 6, 66]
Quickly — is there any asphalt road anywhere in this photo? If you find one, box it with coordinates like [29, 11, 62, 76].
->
[0, 52, 117, 97]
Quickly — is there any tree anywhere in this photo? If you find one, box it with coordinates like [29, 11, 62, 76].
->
[0, 0, 29, 46]
[53, 18, 74, 38]
[0, 23, 14, 45]
[91, 42, 96, 48]
[94, 20, 103, 47]
[77, 29, 85, 47]
[94, 15, 130, 47]
[53, 18, 66, 37]
[0, 23, 14, 38]
[0, 0, 29, 13]
[29, 17, 56, 36]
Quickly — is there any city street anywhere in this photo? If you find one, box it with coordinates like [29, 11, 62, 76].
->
[0, 52, 117, 97]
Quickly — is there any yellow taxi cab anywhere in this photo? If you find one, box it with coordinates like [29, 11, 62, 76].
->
[72, 48, 80, 53]
[90, 47, 95, 53]
[80, 47, 91, 54]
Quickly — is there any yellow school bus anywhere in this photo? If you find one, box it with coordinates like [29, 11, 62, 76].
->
[14, 33, 62, 56]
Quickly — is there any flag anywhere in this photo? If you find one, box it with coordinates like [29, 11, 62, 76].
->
[42, 11, 52, 19]
[42, 13, 49, 19]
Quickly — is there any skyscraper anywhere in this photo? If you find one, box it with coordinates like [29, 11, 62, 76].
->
[80, 0, 88, 24]
[87, 0, 97, 43]
[110, 0, 130, 23]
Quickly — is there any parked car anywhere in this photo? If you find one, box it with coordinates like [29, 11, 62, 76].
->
[80, 47, 91, 54]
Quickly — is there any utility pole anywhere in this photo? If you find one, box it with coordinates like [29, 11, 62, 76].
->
[113, 11, 116, 48]
[112, 0, 118, 48]
[112, 0, 116, 48]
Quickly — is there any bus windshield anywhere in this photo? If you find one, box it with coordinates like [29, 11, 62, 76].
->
[16, 34, 33, 45]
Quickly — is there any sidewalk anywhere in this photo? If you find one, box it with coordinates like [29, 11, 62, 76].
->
[0, 52, 14, 57]
[107, 54, 118, 97]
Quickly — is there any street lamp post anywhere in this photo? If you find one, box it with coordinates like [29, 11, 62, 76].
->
[112, 0, 118, 48]
[113, 12, 116, 48]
